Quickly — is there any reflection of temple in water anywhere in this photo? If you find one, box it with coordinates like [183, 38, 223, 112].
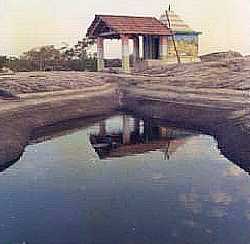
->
[89, 115, 194, 159]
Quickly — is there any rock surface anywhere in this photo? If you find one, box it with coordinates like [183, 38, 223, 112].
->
[0, 57, 250, 166]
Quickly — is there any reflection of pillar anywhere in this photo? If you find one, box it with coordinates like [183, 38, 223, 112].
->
[144, 120, 152, 142]
[160, 128, 173, 139]
[133, 37, 140, 65]
[160, 36, 168, 60]
[133, 118, 140, 136]
[99, 121, 106, 136]
[160, 127, 167, 137]
[97, 37, 104, 72]
[123, 115, 130, 144]
[121, 35, 130, 73]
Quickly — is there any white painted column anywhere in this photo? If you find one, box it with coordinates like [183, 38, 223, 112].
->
[160, 36, 168, 60]
[121, 35, 130, 73]
[133, 37, 140, 65]
[97, 37, 104, 72]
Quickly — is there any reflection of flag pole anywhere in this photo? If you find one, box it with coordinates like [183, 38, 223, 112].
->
[164, 140, 171, 160]
[164, 129, 174, 160]
[165, 6, 181, 64]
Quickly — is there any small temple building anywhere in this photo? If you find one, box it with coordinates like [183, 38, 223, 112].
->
[159, 10, 202, 63]
[86, 9, 202, 72]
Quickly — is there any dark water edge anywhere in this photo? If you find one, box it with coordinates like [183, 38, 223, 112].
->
[0, 113, 250, 244]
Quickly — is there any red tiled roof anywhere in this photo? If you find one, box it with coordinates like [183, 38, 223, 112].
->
[87, 15, 171, 38]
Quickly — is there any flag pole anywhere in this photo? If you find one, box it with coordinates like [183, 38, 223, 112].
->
[165, 6, 181, 64]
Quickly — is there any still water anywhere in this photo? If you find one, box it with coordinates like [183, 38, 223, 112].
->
[1, 115, 250, 244]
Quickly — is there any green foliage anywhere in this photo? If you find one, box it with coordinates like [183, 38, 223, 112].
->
[5, 38, 97, 72]
[63, 38, 97, 71]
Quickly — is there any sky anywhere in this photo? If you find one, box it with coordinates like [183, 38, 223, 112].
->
[0, 0, 250, 57]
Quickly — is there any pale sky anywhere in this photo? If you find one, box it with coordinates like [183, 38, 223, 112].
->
[0, 0, 250, 57]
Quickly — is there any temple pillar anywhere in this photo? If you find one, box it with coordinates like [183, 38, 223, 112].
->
[121, 35, 130, 73]
[142, 36, 145, 59]
[123, 114, 130, 144]
[148, 36, 153, 59]
[133, 37, 140, 65]
[97, 37, 104, 72]
[133, 118, 140, 136]
[144, 36, 149, 59]
[160, 36, 168, 60]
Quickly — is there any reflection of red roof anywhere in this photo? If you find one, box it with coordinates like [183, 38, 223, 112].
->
[87, 15, 171, 38]
[107, 138, 190, 158]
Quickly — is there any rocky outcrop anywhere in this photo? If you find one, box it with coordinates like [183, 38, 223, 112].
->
[0, 88, 19, 99]
[1, 57, 250, 167]
[200, 51, 243, 62]
[0, 84, 119, 165]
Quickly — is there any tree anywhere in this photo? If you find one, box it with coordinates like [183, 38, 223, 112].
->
[63, 38, 97, 71]
[0, 56, 7, 70]
[22, 45, 63, 71]
[4, 37, 97, 72]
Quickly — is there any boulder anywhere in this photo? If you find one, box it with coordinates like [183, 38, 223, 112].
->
[0, 88, 19, 100]
[200, 51, 243, 62]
